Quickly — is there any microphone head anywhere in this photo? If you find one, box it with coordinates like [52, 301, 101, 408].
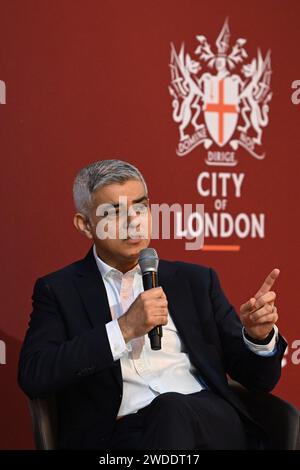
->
[138, 248, 159, 273]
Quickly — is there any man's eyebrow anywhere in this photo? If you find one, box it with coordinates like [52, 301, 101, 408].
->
[132, 195, 149, 204]
[110, 195, 149, 209]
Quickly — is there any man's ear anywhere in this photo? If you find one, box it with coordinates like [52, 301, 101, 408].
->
[73, 213, 93, 239]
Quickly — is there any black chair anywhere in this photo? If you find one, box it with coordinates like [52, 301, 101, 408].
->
[229, 381, 300, 450]
[28, 381, 300, 450]
[28, 395, 58, 450]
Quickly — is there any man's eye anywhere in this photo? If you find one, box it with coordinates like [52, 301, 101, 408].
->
[102, 209, 117, 218]
[133, 203, 148, 212]
[108, 210, 117, 218]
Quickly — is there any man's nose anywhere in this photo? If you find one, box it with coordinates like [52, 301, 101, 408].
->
[126, 211, 140, 230]
[118, 208, 139, 228]
[127, 209, 139, 221]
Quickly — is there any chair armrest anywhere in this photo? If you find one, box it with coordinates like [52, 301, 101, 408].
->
[28, 396, 57, 450]
[229, 380, 300, 450]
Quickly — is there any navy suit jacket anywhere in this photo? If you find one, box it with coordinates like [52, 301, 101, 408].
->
[18, 248, 287, 449]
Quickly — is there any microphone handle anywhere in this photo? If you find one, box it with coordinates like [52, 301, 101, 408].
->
[142, 271, 162, 350]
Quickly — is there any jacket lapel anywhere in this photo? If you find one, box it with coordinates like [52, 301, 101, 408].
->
[73, 247, 122, 390]
[158, 260, 213, 372]
[73, 248, 112, 328]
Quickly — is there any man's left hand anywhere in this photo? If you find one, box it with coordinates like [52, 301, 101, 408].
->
[240, 268, 280, 340]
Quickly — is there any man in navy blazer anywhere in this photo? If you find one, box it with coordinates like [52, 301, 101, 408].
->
[18, 160, 287, 450]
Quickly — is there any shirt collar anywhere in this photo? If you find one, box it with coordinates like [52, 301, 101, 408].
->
[93, 244, 141, 279]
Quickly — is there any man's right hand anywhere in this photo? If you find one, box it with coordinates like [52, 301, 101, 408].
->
[118, 287, 168, 343]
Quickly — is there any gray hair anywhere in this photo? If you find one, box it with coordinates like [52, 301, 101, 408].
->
[73, 159, 148, 215]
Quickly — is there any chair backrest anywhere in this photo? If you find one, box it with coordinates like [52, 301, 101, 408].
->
[28, 396, 58, 450]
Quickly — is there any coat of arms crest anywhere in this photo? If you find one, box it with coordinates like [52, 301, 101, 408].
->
[169, 19, 272, 165]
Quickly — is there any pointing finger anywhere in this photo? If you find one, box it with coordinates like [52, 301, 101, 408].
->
[254, 268, 280, 299]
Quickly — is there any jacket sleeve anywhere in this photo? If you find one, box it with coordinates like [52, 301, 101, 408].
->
[18, 277, 115, 398]
[209, 268, 287, 392]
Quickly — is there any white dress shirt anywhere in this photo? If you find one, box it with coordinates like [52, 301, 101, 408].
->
[93, 246, 278, 417]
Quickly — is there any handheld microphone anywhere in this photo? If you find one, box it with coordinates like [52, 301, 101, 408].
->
[138, 248, 162, 350]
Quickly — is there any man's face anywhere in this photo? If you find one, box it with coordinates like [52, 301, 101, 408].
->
[87, 179, 151, 269]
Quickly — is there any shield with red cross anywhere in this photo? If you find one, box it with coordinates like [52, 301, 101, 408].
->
[203, 75, 239, 147]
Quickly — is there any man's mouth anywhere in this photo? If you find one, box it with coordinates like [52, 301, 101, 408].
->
[125, 236, 145, 244]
